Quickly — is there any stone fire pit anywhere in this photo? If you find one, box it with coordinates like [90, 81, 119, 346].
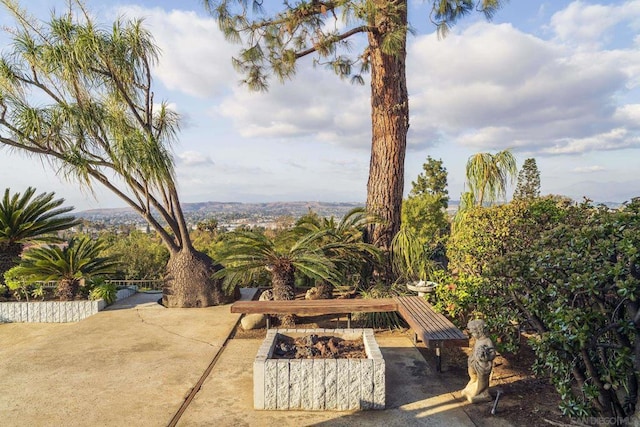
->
[253, 328, 385, 411]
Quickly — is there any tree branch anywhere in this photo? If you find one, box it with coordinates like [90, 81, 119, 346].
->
[295, 25, 375, 59]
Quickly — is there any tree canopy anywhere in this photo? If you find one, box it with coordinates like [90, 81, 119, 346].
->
[203, 0, 505, 283]
[0, 0, 228, 307]
[409, 156, 448, 208]
[513, 157, 541, 200]
[465, 149, 517, 206]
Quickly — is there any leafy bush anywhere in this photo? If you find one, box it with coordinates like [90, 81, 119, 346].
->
[411, 193, 639, 419]
[3, 266, 35, 301]
[89, 281, 117, 305]
[100, 231, 169, 280]
[485, 199, 640, 419]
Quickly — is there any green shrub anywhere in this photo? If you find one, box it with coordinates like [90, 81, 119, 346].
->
[485, 199, 640, 418]
[89, 281, 117, 305]
[3, 266, 34, 301]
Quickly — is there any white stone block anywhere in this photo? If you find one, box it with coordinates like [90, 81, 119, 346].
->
[21, 303, 28, 322]
[300, 359, 313, 410]
[360, 359, 374, 409]
[336, 358, 350, 411]
[373, 359, 386, 409]
[264, 360, 278, 410]
[288, 359, 301, 409]
[312, 359, 325, 410]
[348, 359, 361, 410]
[276, 360, 290, 410]
[324, 359, 337, 410]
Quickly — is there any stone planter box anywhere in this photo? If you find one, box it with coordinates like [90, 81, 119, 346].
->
[0, 287, 137, 323]
[254, 328, 385, 411]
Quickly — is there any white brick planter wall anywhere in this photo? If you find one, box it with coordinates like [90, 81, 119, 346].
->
[0, 287, 137, 323]
[254, 328, 385, 411]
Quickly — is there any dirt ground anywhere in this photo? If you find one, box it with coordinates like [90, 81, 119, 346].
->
[233, 313, 569, 427]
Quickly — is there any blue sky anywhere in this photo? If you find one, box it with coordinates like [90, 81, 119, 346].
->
[1, 0, 639, 211]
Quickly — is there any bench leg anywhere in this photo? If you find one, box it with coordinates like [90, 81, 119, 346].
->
[347, 313, 352, 329]
[436, 347, 442, 373]
[266, 316, 270, 330]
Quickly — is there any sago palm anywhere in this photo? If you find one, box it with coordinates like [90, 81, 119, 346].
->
[219, 229, 339, 296]
[11, 236, 118, 301]
[218, 227, 353, 326]
[0, 187, 79, 283]
[297, 208, 381, 297]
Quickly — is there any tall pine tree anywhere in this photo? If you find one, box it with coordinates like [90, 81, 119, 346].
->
[514, 158, 541, 200]
[204, 0, 504, 282]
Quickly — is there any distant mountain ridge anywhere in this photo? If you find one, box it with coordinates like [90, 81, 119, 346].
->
[78, 201, 366, 220]
[77, 198, 624, 222]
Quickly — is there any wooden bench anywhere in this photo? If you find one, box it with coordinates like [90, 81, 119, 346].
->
[230, 295, 468, 372]
[395, 296, 469, 372]
[230, 298, 397, 329]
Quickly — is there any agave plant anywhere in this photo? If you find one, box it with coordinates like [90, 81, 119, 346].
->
[11, 236, 119, 301]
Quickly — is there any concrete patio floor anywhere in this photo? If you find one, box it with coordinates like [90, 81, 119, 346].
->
[0, 291, 506, 426]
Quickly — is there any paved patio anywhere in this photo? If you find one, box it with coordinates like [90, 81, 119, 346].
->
[0, 291, 506, 426]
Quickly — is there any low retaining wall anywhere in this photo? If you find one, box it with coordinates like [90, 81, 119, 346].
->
[0, 287, 137, 323]
[254, 328, 385, 411]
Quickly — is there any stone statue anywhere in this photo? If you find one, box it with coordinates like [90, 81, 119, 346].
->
[461, 319, 496, 403]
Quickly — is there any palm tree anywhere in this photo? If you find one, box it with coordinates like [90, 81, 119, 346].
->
[465, 149, 518, 207]
[0, 187, 80, 284]
[218, 228, 340, 326]
[219, 212, 380, 324]
[297, 208, 381, 298]
[10, 236, 118, 301]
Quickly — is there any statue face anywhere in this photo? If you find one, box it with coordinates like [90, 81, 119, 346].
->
[467, 320, 486, 338]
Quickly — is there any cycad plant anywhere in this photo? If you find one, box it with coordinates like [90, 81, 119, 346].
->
[218, 228, 339, 326]
[0, 187, 80, 283]
[296, 208, 381, 297]
[218, 212, 380, 326]
[10, 236, 118, 301]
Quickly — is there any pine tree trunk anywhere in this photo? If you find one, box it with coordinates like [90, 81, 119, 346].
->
[0, 242, 23, 285]
[162, 247, 231, 308]
[365, 1, 409, 282]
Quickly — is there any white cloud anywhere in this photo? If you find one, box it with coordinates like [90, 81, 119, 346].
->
[543, 128, 640, 154]
[213, 63, 372, 149]
[116, 6, 236, 98]
[573, 165, 606, 173]
[406, 20, 640, 155]
[548, 0, 640, 50]
[176, 150, 214, 166]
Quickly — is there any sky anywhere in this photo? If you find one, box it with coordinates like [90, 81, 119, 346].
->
[0, 0, 639, 211]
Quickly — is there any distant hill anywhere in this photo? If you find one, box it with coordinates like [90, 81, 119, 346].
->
[78, 201, 366, 222]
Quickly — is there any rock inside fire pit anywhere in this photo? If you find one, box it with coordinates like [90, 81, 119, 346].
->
[272, 334, 367, 359]
[254, 328, 385, 411]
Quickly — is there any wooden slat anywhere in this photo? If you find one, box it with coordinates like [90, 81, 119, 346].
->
[400, 297, 461, 339]
[399, 297, 463, 340]
[395, 296, 468, 348]
[231, 295, 468, 350]
[230, 298, 398, 315]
